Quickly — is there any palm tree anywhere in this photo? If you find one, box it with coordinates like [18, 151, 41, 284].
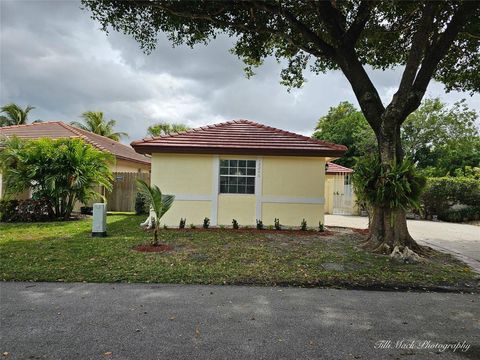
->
[71, 111, 128, 141]
[147, 122, 190, 137]
[137, 180, 175, 245]
[0, 103, 35, 127]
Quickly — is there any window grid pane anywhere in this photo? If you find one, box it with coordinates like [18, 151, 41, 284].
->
[219, 159, 256, 194]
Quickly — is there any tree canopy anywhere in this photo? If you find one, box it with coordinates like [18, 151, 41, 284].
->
[314, 98, 480, 176]
[402, 98, 480, 176]
[147, 122, 191, 137]
[83, 1, 479, 121]
[312, 101, 375, 168]
[71, 111, 128, 141]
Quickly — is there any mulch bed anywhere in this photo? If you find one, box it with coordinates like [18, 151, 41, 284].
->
[132, 244, 173, 253]
[156, 228, 334, 236]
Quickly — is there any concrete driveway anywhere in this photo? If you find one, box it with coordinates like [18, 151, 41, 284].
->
[1, 282, 479, 360]
[325, 215, 480, 272]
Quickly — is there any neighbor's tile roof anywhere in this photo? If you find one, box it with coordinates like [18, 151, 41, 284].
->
[131, 119, 347, 157]
[326, 162, 353, 174]
[0, 121, 150, 165]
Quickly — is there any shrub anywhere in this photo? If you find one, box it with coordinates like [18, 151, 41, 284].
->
[256, 219, 264, 230]
[203, 217, 210, 229]
[80, 206, 93, 215]
[0, 199, 17, 222]
[135, 192, 149, 215]
[274, 218, 281, 230]
[190, 223, 196, 229]
[301, 219, 307, 231]
[179, 218, 186, 229]
[232, 219, 239, 229]
[0, 199, 54, 222]
[437, 207, 480, 223]
[319, 222, 325, 232]
[0, 137, 113, 220]
[421, 177, 480, 219]
[353, 155, 426, 212]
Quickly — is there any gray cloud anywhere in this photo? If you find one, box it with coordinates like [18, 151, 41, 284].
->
[1, 0, 478, 142]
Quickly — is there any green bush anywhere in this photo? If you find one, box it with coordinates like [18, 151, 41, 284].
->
[0, 199, 54, 222]
[203, 217, 210, 229]
[437, 207, 480, 223]
[0, 137, 114, 220]
[353, 155, 426, 212]
[301, 219, 307, 231]
[421, 177, 480, 220]
[232, 219, 239, 229]
[134, 192, 149, 215]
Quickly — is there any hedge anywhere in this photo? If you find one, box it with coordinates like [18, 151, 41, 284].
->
[0, 199, 54, 222]
[421, 177, 480, 222]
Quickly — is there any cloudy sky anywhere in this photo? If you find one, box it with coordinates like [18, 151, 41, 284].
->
[1, 0, 479, 143]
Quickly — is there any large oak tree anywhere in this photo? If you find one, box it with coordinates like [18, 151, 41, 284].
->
[82, 0, 480, 255]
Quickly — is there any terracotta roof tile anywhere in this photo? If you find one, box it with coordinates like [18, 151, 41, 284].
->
[131, 119, 347, 157]
[326, 162, 353, 174]
[0, 121, 150, 165]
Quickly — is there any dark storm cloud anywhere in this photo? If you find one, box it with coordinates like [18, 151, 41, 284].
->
[1, 0, 478, 142]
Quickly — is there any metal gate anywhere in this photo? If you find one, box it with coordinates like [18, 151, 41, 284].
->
[332, 173, 354, 215]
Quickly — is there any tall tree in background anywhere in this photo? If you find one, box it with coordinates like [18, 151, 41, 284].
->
[402, 98, 480, 176]
[0, 103, 35, 127]
[314, 98, 480, 175]
[147, 122, 190, 137]
[71, 111, 128, 141]
[313, 102, 375, 168]
[83, 0, 480, 255]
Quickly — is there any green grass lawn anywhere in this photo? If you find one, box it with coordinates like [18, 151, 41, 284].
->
[0, 214, 477, 290]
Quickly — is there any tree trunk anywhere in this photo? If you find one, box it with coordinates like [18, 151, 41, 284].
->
[153, 227, 159, 246]
[363, 119, 426, 255]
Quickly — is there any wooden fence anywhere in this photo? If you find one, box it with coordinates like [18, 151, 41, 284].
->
[106, 172, 150, 212]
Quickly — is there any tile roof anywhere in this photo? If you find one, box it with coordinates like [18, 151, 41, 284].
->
[131, 119, 347, 157]
[0, 121, 150, 165]
[326, 162, 353, 174]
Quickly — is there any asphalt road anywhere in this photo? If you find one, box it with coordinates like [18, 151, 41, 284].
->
[1, 282, 479, 360]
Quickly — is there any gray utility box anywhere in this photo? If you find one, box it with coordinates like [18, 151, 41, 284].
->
[92, 203, 107, 237]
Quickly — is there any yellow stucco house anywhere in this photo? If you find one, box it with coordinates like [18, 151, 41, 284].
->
[131, 120, 347, 227]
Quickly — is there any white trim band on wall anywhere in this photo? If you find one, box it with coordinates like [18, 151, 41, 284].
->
[174, 194, 212, 201]
[260, 196, 325, 205]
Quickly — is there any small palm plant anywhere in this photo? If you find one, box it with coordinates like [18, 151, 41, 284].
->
[137, 180, 175, 245]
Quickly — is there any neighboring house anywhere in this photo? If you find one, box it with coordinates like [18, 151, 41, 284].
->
[0, 121, 150, 199]
[131, 119, 346, 227]
[324, 162, 357, 215]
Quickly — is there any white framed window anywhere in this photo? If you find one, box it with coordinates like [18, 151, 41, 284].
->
[219, 159, 256, 194]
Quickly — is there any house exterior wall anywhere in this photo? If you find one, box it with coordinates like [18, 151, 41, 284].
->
[112, 159, 150, 173]
[150, 153, 326, 227]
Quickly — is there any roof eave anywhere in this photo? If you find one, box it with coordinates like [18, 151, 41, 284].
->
[131, 145, 346, 158]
